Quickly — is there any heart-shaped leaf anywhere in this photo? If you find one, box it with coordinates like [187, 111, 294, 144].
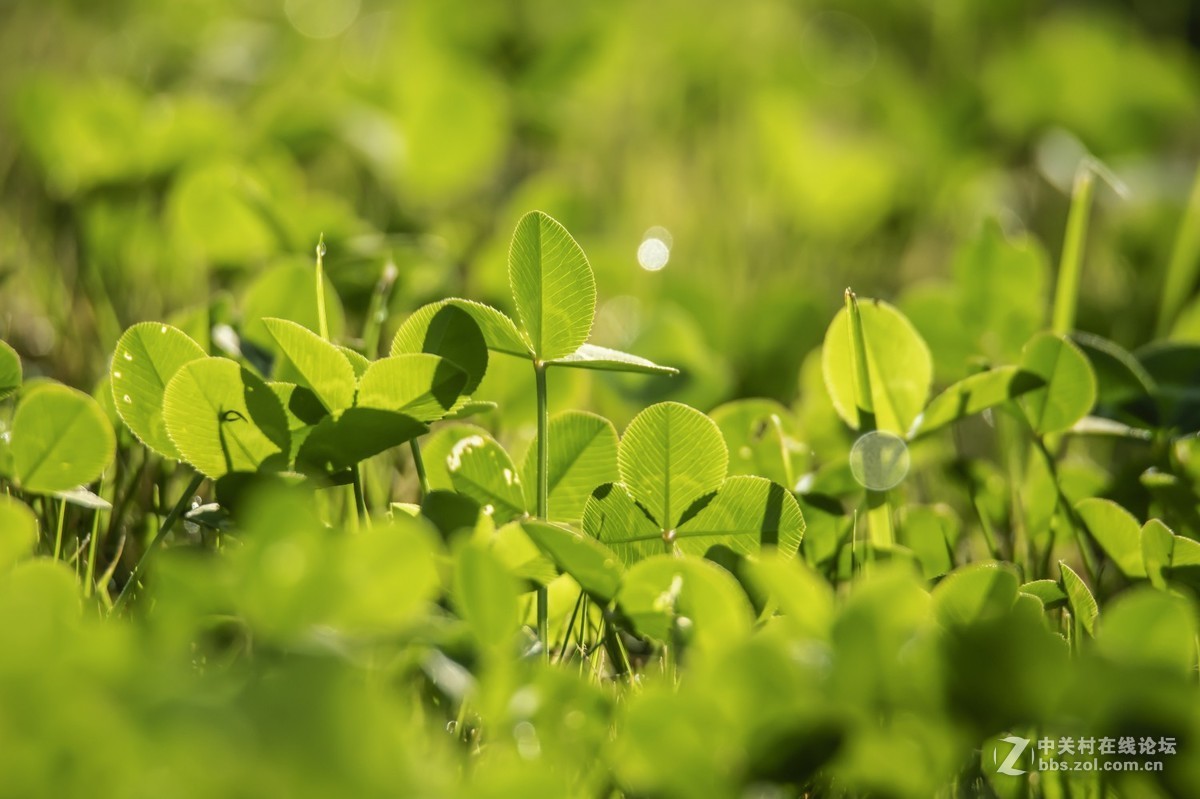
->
[262, 318, 356, 413]
[823, 297, 932, 434]
[617, 401, 728, 529]
[0, 340, 21, 402]
[673, 476, 805, 559]
[390, 302, 489, 394]
[12, 384, 115, 494]
[163, 357, 290, 478]
[1018, 332, 1097, 435]
[912, 366, 1046, 439]
[508, 210, 596, 361]
[1076, 498, 1146, 579]
[547, 343, 677, 376]
[520, 410, 619, 523]
[111, 322, 206, 459]
[356, 354, 468, 423]
[521, 520, 624, 603]
[445, 433, 527, 523]
[296, 409, 428, 475]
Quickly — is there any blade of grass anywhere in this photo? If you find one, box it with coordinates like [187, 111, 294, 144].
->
[1157, 163, 1200, 337]
[1052, 165, 1096, 336]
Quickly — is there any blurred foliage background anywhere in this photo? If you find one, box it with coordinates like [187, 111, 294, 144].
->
[1, 0, 1199, 416]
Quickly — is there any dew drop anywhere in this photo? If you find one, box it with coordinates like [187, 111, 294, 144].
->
[113, 371, 122, 379]
[849, 431, 910, 491]
[123, 352, 133, 361]
[123, 395, 132, 404]
[160, 325, 168, 333]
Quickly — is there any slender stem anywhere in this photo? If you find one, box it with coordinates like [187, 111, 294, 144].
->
[315, 234, 330, 341]
[845, 289, 893, 548]
[1157, 163, 1200, 337]
[52, 499, 66, 560]
[1052, 166, 1096, 336]
[111, 472, 205, 614]
[84, 506, 103, 598]
[351, 467, 368, 527]
[535, 362, 550, 658]
[556, 589, 586, 663]
[410, 440, 431, 497]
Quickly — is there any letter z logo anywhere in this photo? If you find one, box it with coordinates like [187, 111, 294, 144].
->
[995, 735, 1030, 776]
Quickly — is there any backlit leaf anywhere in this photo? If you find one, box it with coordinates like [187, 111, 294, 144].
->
[110, 322, 206, 459]
[12, 384, 115, 494]
[508, 211, 596, 361]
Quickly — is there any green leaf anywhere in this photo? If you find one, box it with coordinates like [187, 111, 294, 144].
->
[1072, 332, 1156, 407]
[617, 402, 728, 529]
[1076, 498, 1146, 578]
[912, 366, 1046, 438]
[1140, 519, 1175, 589]
[521, 520, 624, 603]
[110, 322, 206, 459]
[0, 340, 21, 402]
[262, 318, 356, 412]
[1020, 579, 1068, 609]
[618, 554, 753, 652]
[521, 410, 619, 523]
[338, 346, 371, 379]
[675, 476, 805, 559]
[1096, 588, 1197, 674]
[420, 423, 491, 492]
[1058, 561, 1098, 637]
[332, 517, 444, 635]
[163, 358, 289, 478]
[445, 433, 527, 523]
[296, 409, 427, 474]
[508, 210, 596, 361]
[582, 483, 666, 566]
[933, 562, 1019, 627]
[547, 344, 677, 376]
[454, 543, 520, 650]
[390, 302, 489, 394]
[12, 384, 115, 494]
[356, 354, 468, 423]
[745, 552, 835, 639]
[442, 400, 497, 421]
[491, 522, 557, 587]
[1018, 332, 1097, 435]
[822, 297, 933, 434]
[0, 495, 37, 573]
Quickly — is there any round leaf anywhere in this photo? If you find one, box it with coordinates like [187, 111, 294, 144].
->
[822, 298, 933, 434]
[521, 411, 619, 523]
[445, 433, 527, 523]
[163, 357, 289, 478]
[617, 402, 728, 529]
[110, 322, 206, 459]
[582, 482, 667, 566]
[0, 340, 21, 402]
[12, 384, 115, 494]
[508, 210, 596, 361]
[1018, 332, 1097, 435]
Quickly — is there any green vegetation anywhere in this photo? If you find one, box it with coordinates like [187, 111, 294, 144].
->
[2, 1, 1200, 797]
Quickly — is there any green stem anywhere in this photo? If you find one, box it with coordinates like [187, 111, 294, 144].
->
[1052, 166, 1096, 336]
[410, 440, 431, 497]
[52, 499, 66, 560]
[315, 234, 330, 341]
[1157, 163, 1200, 337]
[84, 506, 103, 598]
[845, 289, 892, 548]
[351, 467, 368, 527]
[112, 473, 205, 614]
[535, 363, 550, 659]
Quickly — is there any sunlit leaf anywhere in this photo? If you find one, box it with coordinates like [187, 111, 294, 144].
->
[163, 357, 289, 478]
[296, 409, 427, 474]
[933, 562, 1019, 627]
[521, 411, 619, 522]
[445, 432, 527, 523]
[1058, 561, 1098, 637]
[110, 322, 206, 459]
[822, 298, 933, 434]
[521, 520, 624, 603]
[617, 402, 728, 529]
[1076, 497, 1146, 579]
[12, 384, 115, 494]
[618, 554, 753, 652]
[508, 211, 596, 361]
[1018, 333, 1096, 435]
[0, 340, 21, 402]
[547, 344, 677, 376]
[262, 318, 356, 412]
[390, 302, 489, 393]
[356, 354, 468, 423]
[675, 476, 805, 559]
[582, 482, 666, 566]
[912, 366, 1045, 438]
